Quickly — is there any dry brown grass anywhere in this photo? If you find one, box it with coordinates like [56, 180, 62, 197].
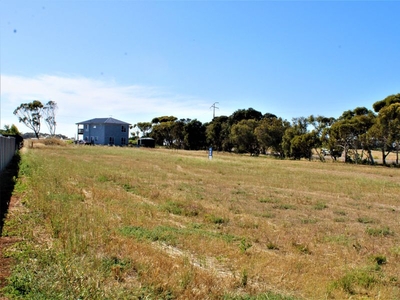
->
[3, 145, 400, 299]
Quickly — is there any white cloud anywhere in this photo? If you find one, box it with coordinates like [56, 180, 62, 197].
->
[1, 74, 214, 137]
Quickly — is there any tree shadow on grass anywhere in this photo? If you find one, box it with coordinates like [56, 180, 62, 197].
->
[0, 154, 20, 236]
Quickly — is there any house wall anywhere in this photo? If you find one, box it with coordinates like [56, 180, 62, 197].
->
[81, 123, 129, 146]
[83, 124, 106, 144]
[104, 124, 129, 146]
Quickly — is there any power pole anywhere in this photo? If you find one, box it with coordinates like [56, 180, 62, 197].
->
[210, 102, 219, 119]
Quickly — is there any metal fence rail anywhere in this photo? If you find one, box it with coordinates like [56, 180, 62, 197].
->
[0, 135, 17, 173]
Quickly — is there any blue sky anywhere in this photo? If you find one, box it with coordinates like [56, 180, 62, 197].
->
[1, 0, 399, 138]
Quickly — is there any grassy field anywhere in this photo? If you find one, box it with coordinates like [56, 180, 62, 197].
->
[2, 142, 400, 299]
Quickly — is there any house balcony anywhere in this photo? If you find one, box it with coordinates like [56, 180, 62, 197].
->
[77, 128, 84, 134]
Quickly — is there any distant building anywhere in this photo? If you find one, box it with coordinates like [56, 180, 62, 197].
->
[76, 117, 130, 146]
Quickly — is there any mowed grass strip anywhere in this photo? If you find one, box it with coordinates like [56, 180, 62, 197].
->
[2, 144, 400, 299]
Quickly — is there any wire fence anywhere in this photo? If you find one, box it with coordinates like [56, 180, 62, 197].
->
[0, 135, 17, 173]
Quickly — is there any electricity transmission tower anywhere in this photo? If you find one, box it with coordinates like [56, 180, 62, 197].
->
[210, 102, 219, 119]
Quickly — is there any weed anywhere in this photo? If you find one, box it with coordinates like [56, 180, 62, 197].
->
[371, 255, 387, 265]
[366, 226, 394, 237]
[261, 212, 275, 218]
[179, 269, 194, 289]
[223, 291, 298, 299]
[240, 268, 248, 287]
[266, 241, 279, 250]
[330, 266, 379, 295]
[357, 216, 375, 224]
[313, 201, 328, 210]
[239, 239, 252, 253]
[101, 256, 131, 281]
[97, 175, 109, 182]
[162, 200, 183, 215]
[273, 204, 296, 210]
[333, 217, 347, 222]
[119, 225, 178, 245]
[161, 200, 203, 217]
[292, 242, 311, 255]
[301, 218, 318, 224]
[205, 214, 227, 224]
[122, 183, 137, 193]
[259, 197, 278, 204]
[323, 234, 350, 246]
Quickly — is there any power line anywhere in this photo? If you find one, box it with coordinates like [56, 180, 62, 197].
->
[210, 102, 219, 119]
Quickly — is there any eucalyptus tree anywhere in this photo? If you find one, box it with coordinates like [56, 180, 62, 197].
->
[150, 116, 178, 147]
[281, 117, 310, 159]
[134, 122, 153, 137]
[183, 119, 206, 150]
[228, 108, 263, 126]
[372, 93, 400, 113]
[43, 100, 58, 136]
[328, 107, 376, 163]
[371, 101, 400, 165]
[13, 100, 44, 139]
[308, 115, 336, 160]
[255, 116, 289, 157]
[230, 119, 260, 155]
[206, 116, 230, 151]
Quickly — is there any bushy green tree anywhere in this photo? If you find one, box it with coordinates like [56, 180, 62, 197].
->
[150, 116, 177, 147]
[228, 108, 263, 126]
[255, 116, 289, 157]
[308, 115, 336, 161]
[230, 119, 259, 155]
[372, 93, 400, 113]
[183, 119, 206, 150]
[0, 124, 21, 135]
[206, 116, 230, 151]
[370, 103, 400, 165]
[281, 117, 309, 159]
[328, 107, 375, 163]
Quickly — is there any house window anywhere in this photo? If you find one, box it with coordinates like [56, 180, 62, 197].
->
[121, 126, 126, 132]
[109, 137, 114, 145]
[121, 137, 126, 145]
[93, 125, 96, 129]
[85, 124, 89, 131]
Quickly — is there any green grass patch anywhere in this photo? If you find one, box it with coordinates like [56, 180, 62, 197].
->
[119, 225, 179, 245]
[366, 226, 394, 237]
[273, 204, 296, 210]
[329, 266, 381, 296]
[313, 201, 328, 210]
[357, 216, 376, 224]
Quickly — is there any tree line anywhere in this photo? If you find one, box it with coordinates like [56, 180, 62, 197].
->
[134, 93, 400, 166]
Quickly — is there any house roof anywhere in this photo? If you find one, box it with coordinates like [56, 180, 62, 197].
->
[76, 117, 131, 125]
